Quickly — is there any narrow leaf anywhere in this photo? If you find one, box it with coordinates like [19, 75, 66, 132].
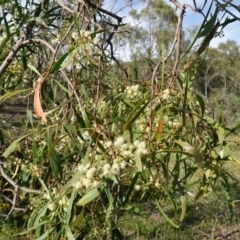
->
[121, 173, 139, 207]
[0, 89, 28, 104]
[222, 176, 233, 221]
[180, 196, 187, 222]
[175, 140, 203, 163]
[217, 126, 225, 144]
[66, 189, 77, 225]
[154, 198, 179, 228]
[123, 97, 152, 132]
[196, 94, 205, 116]
[51, 50, 73, 73]
[155, 120, 163, 140]
[60, 170, 84, 194]
[53, 79, 71, 96]
[35, 228, 54, 240]
[66, 227, 75, 240]
[3, 132, 33, 158]
[76, 188, 100, 206]
[48, 137, 62, 182]
[27, 64, 41, 76]
[221, 17, 237, 30]
[27, 109, 34, 128]
[27, 17, 47, 27]
[199, 7, 218, 38]
[219, 141, 230, 159]
[134, 151, 142, 172]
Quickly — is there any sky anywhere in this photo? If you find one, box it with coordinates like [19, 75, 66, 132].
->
[104, 0, 240, 60]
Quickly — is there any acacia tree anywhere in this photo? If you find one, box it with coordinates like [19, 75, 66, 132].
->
[114, 0, 178, 62]
[0, 0, 240, 239]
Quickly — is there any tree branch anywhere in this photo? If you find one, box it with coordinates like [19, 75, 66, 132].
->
[0, 0, 47, 77]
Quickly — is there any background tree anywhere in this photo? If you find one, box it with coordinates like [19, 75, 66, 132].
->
[193, 40, 240, 125]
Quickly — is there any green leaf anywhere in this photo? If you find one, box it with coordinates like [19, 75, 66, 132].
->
[27, 17, 47, 27]
[123, 96, 152, 132]
[134, 151, 142, 172]
[60, 50, 77, 70]
[219, 141, 230, 159]
[161, 185, 177, 214]
[104, 188, 114, 222]
[0, 89, 29, 104]
[180, 1, 213, 60]
[66, 189, 77, 225]
[222, 175, 233, 221]
[66, 227, 75, 240]
[80, 84, 89, 99]
[0, 35, 9, 55]
[154, 197, 179, 228]
[3, 10, 10, 38]
[196, 94, 205, 116]
[120, 173, 139, 207]
[76, 188, 100, 206]
[90, 28, 108, 37]
[27, 109, 34, 128]
[131, 57, 138, 81]
[14, 0, 23, 17]
[180, 196, 187, 222]
[72, 208, 85, 232]
[16, 221, 50, 236]
[3, 131, 34, 158]
[38, 178, 49, 194]
[175, 140, 203, 163]
[27, 64, 41, 76]
[0, 0, 11, 4]
[48, 134, 62, 182]
[60, 170, 84, 194]
[182, 71, 189, 127]
[199, 5, 218, 38]
[53, 230, 63, 240]
[227, 120, 240, 136]
[51, 49, 74, 73]
[217, 126, 225, 144]
[53, 79, 72, 97]
[220, 17, 238, 30]
[35, 228, 54, 240]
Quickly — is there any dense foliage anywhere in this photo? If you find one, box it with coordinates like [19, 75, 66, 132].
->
[0, 0, 240, 239]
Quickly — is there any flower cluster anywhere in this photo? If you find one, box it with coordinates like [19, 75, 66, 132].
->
[162, 88, 170, 100]
[73, 163, 100, 190]
[51, 30, 101, 68]
[43, 188, 71, 213]
[68, 135, 148, 193]
[96, 99, 107, 117]
[125, 84, 141, 99]
[29, 163, 44, 178]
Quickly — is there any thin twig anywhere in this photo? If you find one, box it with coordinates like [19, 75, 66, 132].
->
[0, 161, 41, 194]
[0, 158, 41, 219]
[169, 4, 185, 93]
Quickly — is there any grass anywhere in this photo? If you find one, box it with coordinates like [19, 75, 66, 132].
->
[118, 189, 240, 239]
